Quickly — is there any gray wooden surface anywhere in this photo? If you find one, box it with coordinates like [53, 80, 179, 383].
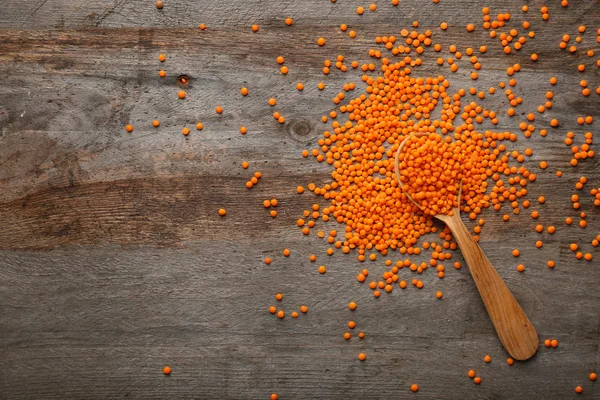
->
[1, 0, 599, 398]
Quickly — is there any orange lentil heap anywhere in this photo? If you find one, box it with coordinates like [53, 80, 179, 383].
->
[304, 59, 532, 256]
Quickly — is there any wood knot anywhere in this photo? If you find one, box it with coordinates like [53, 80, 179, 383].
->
[286, 119, 314, 141]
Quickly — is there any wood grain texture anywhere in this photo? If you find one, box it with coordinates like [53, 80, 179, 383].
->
[1, 0, 599, 398]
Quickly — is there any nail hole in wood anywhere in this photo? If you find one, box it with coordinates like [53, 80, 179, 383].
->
[177, 75, 190, 86]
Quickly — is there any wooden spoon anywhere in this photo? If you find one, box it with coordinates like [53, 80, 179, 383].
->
[394, 133, 539, 361]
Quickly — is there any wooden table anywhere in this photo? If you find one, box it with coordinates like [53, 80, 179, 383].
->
[1, 0, 599, 398]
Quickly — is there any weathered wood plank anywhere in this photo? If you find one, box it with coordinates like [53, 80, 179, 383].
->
[1, 244, 599, 399]
[0, 0, 599, 398]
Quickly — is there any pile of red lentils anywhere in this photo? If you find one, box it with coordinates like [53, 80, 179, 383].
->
[139, 0, 599, 396]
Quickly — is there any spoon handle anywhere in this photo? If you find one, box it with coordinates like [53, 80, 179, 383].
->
[440, 211, 539, 360]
